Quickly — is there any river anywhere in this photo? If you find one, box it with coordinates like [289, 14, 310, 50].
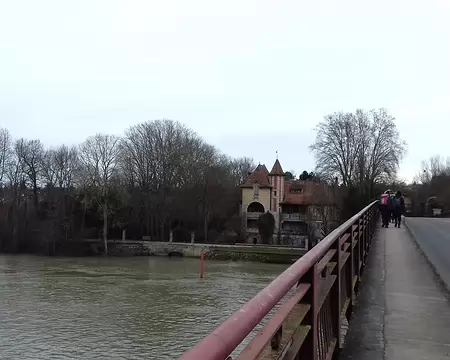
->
[0, 255, 288, 359]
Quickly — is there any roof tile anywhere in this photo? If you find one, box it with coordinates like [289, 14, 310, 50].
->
[280, 180, 325, 205]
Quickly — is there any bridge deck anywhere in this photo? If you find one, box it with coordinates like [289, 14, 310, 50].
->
[340, 224, 450, 360]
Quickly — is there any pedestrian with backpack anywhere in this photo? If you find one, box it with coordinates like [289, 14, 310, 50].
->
[392, 191, 405, 228]
[380, 190, 393, 227]
[389, 191, 396, 223]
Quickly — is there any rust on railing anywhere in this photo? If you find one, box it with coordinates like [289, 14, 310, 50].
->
[179, 201, 379, 360]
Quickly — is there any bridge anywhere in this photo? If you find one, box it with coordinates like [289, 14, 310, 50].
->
[179, 201, 450, 360]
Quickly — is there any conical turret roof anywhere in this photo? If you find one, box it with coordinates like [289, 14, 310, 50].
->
[269, 159, 284, 176]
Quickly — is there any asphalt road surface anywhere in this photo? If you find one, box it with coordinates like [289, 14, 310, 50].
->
[405, 217, 450, 291]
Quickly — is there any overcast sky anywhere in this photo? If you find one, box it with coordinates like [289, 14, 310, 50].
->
[1, 0, 449, 182]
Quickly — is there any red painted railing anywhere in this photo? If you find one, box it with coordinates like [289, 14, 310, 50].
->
[179, 201, 379, 360]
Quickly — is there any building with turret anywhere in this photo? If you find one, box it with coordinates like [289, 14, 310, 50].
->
[240, 159, 339, 248]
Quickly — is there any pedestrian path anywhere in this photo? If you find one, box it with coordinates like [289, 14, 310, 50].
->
[340, 225, 450, 360]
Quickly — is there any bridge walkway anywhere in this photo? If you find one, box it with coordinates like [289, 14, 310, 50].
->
[340, 224, 450, 360]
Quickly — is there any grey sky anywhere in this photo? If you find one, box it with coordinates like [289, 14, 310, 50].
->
[1, 0, 449, 182]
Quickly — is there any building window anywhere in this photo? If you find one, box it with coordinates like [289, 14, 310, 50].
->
[290, 188, 303, 194]
[274, 190, 277, 196]
[281, 205, 307, 214]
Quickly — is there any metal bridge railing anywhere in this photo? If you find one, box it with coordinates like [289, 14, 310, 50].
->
[179, 201, 379, 360]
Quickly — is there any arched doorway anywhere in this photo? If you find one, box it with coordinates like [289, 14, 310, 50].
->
[247, 202, 265, 213]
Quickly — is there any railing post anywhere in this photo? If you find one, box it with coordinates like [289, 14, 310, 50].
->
[354, 216, 362, 292]
[346, 225, 354, 320]
[362, 213, 367, 265]
[368, 207, 374, 244]
[299, 264, 318, 360]
[365, 210, 370, 251]
[374, 205, 378, 233]
[352, 224, 358, 281]
[362, 214, 367, 265]
[330, 236, 341, 350]
[372, 204, 379, 237]
[362, 212, 367, 261]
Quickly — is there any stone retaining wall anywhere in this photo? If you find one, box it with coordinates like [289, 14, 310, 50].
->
[84, 240, 306, 264]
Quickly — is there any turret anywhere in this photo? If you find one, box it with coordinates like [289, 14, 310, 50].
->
[269, 159, 285, 212]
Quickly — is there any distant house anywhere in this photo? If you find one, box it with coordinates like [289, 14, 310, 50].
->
[240, 159, 339, 249]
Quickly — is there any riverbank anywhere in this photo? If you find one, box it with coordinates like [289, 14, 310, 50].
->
[79, 240, 307, 264]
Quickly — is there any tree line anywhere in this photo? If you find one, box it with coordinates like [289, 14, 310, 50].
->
[0, 121, 254, 254]
[0, 107, 409, 254]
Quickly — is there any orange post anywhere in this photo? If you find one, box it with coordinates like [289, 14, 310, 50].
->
[200, 249, 205, 279]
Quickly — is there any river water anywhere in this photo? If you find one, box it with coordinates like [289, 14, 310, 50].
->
[0, 255, 288, 359]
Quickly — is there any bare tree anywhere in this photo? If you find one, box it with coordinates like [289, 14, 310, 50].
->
[5, 148, 25, 197]
[310, 112, 357, 186]
[310, 108, 406, 196]
[414, 155, 450, 184]
[42, 150, 57, 188]
[15, 139, 45, 212]
[43, 145, 78, 189]
[121, 119, 215, 240]
[361, 109, 406, 190]
[196, 150, 228, 242]
[227, 156, 255, 187]
[2, 151, 24, 251]
[41, 145, 79, 245]
[0, 128, 13, 187]
[309, 180, 341, 233]
[78, 134, 121, 253]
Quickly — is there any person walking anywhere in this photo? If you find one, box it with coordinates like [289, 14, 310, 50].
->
[380, 190, 393, 228]
[389, 190, 396, 223]
[392, 190, 405, 228]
